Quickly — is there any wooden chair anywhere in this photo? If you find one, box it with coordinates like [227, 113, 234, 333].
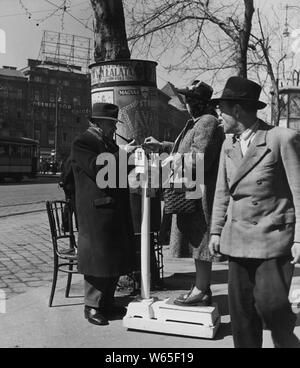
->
[46, 200, 78, 307]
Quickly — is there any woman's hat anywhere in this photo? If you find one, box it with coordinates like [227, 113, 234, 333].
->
[176, 80, 213, 102]
[211, 76, 266, 110]
[90, 102, 124, 123]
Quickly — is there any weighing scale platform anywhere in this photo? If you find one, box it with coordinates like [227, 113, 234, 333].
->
[123, 298, 220, 339]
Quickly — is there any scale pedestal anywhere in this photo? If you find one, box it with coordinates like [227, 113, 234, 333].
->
[123, 151, 220, 339]
[123, 297, 220, 339]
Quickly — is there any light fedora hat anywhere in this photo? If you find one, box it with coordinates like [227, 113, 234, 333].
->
[90, 102, 125, 123]
[211, 76, 267, 110]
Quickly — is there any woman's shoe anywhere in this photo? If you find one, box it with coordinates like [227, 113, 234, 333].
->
[173, 286, 212, 307]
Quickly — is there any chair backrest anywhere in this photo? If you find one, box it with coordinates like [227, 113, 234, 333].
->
[46, 200, 77, 254]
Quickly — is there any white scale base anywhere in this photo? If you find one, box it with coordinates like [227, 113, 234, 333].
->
[123, 298, 220, 339]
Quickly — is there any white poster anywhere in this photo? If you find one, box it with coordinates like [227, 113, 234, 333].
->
[91, 88, 114, 104]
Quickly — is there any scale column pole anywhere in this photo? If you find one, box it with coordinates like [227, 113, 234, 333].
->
[140, 162, 151, 299]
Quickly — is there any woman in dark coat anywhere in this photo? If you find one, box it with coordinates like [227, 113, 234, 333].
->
[71, 102, 136, 326]
[144, 80, 224, 306]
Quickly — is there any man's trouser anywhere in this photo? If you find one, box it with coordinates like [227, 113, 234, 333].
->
[84, 275, 119, 309]
[228, 255, 300, 348]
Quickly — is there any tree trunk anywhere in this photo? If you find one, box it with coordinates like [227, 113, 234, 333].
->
[236, 44, 248, 78]
[90, 0, 130, 62]
[237, 0, 254, 78]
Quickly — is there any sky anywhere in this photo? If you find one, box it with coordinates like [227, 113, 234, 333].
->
[0, 0, 299, 93]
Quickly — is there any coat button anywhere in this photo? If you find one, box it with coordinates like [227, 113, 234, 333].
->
[252, 201, 258, 205]
[252, 221, 258, 225]
[256, 180, 262, 185]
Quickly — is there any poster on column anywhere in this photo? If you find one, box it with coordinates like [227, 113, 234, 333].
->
[91, 86, 159, 144]
[91, 89, 114, 104]
[117, 86, 158, 144]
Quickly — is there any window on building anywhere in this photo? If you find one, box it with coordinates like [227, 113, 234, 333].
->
[50, 78, 56, 85]
[0, 143, 9, 157]
[34, 90, 40, 102]
[3, 102, 8, 114]
[34, 129, 41, 141]
[17, 89, 23, 99]
[63, 133, 67, 142]
[63, 80, 70, 87]
[17, 111, 21, 119]
[48, 131, 55, 145]
[34, 76, 42, 83]
[73, 96, 81, 106]
[76, 116, 81, 124]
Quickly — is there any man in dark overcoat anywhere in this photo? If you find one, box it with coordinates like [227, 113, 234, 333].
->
[209, 76, 300, 348]
[71, 102, 136, 326]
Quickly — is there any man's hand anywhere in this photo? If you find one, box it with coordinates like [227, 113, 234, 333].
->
[142, 136, 162, 152]
[291, 242, 300, 264]
[209, 235, 221, 256]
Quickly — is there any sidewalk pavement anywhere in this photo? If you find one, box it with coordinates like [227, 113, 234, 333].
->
[0, 212, 300, 348]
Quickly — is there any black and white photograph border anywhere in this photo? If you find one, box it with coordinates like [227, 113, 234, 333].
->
[0, 0, 300, 350]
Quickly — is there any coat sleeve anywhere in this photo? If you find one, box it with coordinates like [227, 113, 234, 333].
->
[71, 132, 130, 190]
[280, 130, 300, 243]
[210, 141, 230, 235]
[71, 133, 104, 181]
[161, 141, 174, 153]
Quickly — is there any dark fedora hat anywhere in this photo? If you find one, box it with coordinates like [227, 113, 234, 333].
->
[90, 102, 124, 123]
[176, 80, 213, 102]
[211, 76, 266, 110]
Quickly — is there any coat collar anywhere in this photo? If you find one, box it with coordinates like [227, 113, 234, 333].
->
[228, 120, 270, 190]
[171, 119, 195, 154]
[87, 124, 118, 151]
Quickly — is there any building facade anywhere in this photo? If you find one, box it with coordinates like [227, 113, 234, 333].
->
[22, 59, 91, 160]
[0, 66, 28, 138]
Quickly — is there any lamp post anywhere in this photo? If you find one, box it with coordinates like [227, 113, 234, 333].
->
[283, 4, 300, 38]
[31, 101, 35, 140]
[54, 85, 62, 163]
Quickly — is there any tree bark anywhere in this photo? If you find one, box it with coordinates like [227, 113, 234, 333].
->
[90, 0, 130, 62]
[237, 0, 254, 77]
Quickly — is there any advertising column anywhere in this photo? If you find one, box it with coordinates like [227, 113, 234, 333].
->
[89, 60, 159, 144]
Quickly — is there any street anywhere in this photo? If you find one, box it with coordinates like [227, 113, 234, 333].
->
[0, 176, 64, 217]
[0, 179, 299, 348]
[0, 177, 64, 298]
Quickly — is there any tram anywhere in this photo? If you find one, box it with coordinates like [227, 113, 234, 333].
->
[0, 136, 39, 182]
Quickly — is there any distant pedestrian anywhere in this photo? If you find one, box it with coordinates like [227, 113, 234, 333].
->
[209, 76, 300, 348]
[41, 160, 49, 175]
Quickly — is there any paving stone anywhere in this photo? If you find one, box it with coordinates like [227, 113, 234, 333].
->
[0, 212, 60, 298]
